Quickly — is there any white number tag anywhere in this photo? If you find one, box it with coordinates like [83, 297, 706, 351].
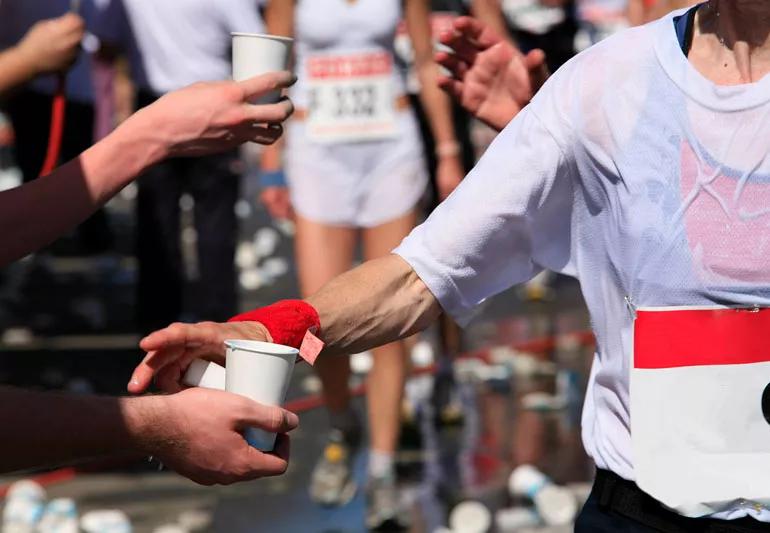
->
[306, 51, 398, 143]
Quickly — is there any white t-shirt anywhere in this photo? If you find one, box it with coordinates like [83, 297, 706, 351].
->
[96, 0, 264, 94]
[0, 0, 108, 103]
[395, 10, 770, 521]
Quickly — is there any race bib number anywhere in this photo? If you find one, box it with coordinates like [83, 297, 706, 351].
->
[632, 306, 770, 516]
[306, 51, 398, 143]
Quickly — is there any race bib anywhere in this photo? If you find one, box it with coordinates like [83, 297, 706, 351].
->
[632, 306, 770, 516]
[305, 51, 398, 143]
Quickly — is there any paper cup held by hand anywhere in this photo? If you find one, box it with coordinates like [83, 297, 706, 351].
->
[225, 340, 298, 451]
[232, 33, 293, 103]
[182, 359, 226, 390]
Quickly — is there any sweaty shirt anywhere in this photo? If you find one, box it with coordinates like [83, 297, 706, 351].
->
[395, 9, 770, 521]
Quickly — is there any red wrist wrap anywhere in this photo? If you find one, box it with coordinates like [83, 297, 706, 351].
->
[228, 300, 321, 350]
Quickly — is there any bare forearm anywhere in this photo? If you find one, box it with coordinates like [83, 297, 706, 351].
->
[0, 110, 166, 266]
[0, 387, 156, 473]
[307, 255, 442, 356]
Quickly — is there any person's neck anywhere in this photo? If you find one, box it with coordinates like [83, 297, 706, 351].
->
[693, 0, 770, 84]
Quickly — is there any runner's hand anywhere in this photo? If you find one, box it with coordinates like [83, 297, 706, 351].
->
[124, 72, 296, 158]
[260, 186, 294, 220]
[129, 320, 270, 394]
[436, 17, 549, 132]
[131, 388, 297, 485]
[16, 13, 85, 75]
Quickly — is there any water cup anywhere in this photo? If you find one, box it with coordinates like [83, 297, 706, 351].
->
[225, 340, 298, 451]
[231, 33, 293, 103]
[182, 359, 226, 390]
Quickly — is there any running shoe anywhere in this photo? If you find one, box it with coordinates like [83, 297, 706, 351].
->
[365, 473, 409, 531]
[309, 429, 358, 506]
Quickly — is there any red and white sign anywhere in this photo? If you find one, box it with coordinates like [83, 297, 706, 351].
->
[632, 306, 770, 516]
[305, 50, 397, 143]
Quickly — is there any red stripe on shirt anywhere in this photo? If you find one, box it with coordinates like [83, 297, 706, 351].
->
[635, 308, 770, 369]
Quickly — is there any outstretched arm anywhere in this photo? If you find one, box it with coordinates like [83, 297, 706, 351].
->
[307, 255, 441, 356]
[0, 72, 294, 267]
[131, 254, 442, 392]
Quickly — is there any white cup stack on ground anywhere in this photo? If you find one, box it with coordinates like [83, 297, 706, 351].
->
[231, 33, 293, 103]
[225, 340, 298, 451]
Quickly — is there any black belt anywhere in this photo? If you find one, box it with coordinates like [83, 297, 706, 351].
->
[593, 469, 770, 533]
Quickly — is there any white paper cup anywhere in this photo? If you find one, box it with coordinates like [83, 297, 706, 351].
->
[231, 32, 293, 103]
[225, 339, 298, 451]
[182, 359, 226, 390]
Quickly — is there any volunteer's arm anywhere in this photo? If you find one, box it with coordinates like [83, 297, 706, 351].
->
[0, 13, 85, 96]
[436, 17, 548, 131]
[0, 386, 297, 484]
[405, 0, 465, 200]
[0, 72, 294, 267]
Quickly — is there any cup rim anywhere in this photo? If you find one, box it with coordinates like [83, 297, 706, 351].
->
[231, 32, 294, 43]
[225, 339, 298, 356]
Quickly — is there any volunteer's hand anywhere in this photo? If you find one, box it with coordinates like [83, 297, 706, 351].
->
[129, 320, 270, 394]
[124, 71, 296, 158]
[130, 388, 297, 485]
[436, 17, 549, 132]
[436, 155, 464, 201]
[16, 13, 85, 75]
[260, 186, 294, 220]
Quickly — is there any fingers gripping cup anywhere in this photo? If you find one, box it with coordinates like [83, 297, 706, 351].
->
[232, 33, 293, 103]
[225, 340, 298, 451]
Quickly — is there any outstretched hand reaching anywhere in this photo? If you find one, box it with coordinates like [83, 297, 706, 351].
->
[436, 17, 549, 132]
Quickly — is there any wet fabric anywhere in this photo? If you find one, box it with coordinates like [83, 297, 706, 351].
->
[395, 8, 770, 521]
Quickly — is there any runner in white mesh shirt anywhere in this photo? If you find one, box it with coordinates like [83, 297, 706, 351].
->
[135, 1, 770, 530]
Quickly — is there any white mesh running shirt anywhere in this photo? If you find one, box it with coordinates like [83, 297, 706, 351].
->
[395, 10, 770, 521]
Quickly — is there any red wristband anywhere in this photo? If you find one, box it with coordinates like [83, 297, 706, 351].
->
[228, 300, 321, 350]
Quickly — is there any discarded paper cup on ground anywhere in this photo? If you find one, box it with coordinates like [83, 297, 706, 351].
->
[231, 33, 293, 103]
[225, 340, 298, 451]
[182, 359, 226, 390]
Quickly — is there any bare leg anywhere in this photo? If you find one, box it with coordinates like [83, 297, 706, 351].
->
[295, 214, 357, 414]
[362, 210, 417, 454]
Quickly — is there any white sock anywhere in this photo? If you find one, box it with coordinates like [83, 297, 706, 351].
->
[368, 450, 395, 479]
